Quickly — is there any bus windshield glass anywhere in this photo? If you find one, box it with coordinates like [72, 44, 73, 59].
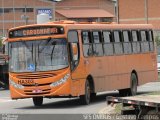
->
[9, 38, 68, 72]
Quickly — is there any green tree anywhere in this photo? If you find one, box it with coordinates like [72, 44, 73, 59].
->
[0, 37, 3, 47]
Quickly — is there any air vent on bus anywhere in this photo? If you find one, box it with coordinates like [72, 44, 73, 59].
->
[16, 73, 56, 79]
[23, 83, 51, 87]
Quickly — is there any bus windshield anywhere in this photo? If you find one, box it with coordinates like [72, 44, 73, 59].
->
[9, 38, 68, 72]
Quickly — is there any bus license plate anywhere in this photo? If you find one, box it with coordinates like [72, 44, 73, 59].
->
[32, 89, 42, 93]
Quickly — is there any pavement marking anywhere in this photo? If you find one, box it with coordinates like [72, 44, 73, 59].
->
[0, 98, 14, 103]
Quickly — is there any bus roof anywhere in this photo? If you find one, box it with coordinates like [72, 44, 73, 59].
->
[8, 20, 153, 32]
[9, 21, 153, 35]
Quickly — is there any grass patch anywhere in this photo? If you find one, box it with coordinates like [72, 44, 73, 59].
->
[158, 73, 160, 80]
[146, 91, 160, 95]
[114, 103, 136, 114]
[114, 103, 122, 114]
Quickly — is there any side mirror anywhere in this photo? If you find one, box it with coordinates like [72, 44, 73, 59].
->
[72, 43, 78, 56]
[70, 43, 78, 62]
[69, 43, 79, 71]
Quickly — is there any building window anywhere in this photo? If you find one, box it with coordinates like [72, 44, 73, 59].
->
[0, 8, 33, 13]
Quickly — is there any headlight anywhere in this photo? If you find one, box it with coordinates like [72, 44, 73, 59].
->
[50, 74, 70, 87]
[9, 79, 24, 89]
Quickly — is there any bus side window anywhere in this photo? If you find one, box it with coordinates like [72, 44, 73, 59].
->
[82, 31, 90, 44]
[132, 30, 140, 53]
[113, 30, 123, 55]
[123, 30, 132, 54]
[103, 31, 114, 56]
[148, 30, 154, 51]
[82, 31, 93, 57]
[140, 30, 149, 52]
[68, 31, 80, 71]
[92, 31, 103, 56]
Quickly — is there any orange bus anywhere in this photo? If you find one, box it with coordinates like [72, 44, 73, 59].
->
[8, 21, 158, 106]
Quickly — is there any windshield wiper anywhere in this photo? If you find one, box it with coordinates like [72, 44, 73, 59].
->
[38, 37, 52, 53]
[51, 45, 56, 64]
[32, 43, 34, 61]
[21, 40, 33, 52]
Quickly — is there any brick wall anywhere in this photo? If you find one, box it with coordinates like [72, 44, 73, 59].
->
[56, 0, 114, 14]
[0, 0, 115, 36]
[0, 0, 53, 36]
[119, 0, 160, 29]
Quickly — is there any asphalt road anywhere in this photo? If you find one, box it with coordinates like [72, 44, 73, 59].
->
[0, 82, 160, 120]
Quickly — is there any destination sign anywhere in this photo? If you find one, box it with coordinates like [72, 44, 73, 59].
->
[9, 26, 64, 38]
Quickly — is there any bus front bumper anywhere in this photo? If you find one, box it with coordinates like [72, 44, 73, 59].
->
[10, 81, 71, 99]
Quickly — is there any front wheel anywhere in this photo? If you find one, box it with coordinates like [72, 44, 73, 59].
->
[80, 80, 91, 105]
[33, 97, 43, 106]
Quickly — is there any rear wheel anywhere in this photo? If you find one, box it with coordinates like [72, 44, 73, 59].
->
[119, 73, 138, 96]
[33, 97, 43, 106]
[130, 73, 138, 96]
[80, 80, 91, 105]
[91, 93, 96, 100]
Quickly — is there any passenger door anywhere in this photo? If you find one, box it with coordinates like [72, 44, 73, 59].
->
[68, 30, 81, 79]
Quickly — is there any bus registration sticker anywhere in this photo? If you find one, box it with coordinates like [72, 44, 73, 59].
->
[27, 64, 35, 71]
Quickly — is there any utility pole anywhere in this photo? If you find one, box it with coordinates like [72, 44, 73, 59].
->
[117, 0, 119, 24]
[144, 0, 148, 24]
[21, 5, 29, 25]
[112, 0, 119, 24]
[2, 0, 5, 37]
[13, 0, 16, 27]
[24, 5, 29, 25]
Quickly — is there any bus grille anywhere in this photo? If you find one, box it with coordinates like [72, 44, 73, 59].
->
[22, 83, 51, 87]
[16, 73, 56, 79]
[24, 88, 51, 95]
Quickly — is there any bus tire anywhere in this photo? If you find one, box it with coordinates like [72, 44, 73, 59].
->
[91, 93, 96, 100]
[129, 73, 138, 96]
[119, 73, 138, 96]
[33, 97, 43, 106]
[80, 80, 90, 105]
